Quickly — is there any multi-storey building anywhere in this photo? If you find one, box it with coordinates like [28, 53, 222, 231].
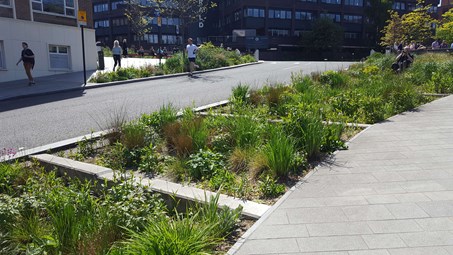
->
[0, 0, 96, 82]
[439, 0, 452, 15]
[208, 0, 439, 51]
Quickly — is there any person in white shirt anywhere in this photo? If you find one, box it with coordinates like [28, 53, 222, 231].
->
[186, 38, 198, 77]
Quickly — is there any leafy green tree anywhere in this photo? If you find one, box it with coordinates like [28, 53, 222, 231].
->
[400, 2, 436, 44]
[436, 8, 453, 42]
[302, 18, 344, 50]
[364, 0, 393, 47]
[125, 0, 152, 47]
[381, 10, 404, 47]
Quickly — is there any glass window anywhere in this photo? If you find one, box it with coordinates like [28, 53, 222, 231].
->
[93, 3, 109, 13]
[111, 1, 124, 10]
[0, 41, 5, 69]
[32, 0, 75, 16]
[295, 11, 313, 20]
[269, 29, 290, 37]
[269, 9, 292, 19]
[244, 8, 265, 18]
[344, 0, 363, 6]
[321, 0, 341, 4]
[95, 20, 110, 28]
[343, 14, 362, 23]
[49, 45, 70, 70]
[320, 13, 341, 22]
[0, 0, 11, 6]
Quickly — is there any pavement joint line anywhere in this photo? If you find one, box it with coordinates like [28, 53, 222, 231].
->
[0, 61, 263, 102]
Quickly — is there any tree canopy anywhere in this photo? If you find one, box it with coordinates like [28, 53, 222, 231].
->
[125, 0, 152, 47]
[364, 0, 393, 47]
[381, 2, 436, 46]
[436, 8, 453, 43]
[302, 18, 344, 50]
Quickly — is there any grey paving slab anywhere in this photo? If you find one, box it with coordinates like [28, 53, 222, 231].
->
[361, 234, 407, 249]
[235, 239, 300, 255]
[367, 219, 423, 234]
[388, 247, 450, 255]
[231, 96, 453, 254]
[296, 236, 368, 252]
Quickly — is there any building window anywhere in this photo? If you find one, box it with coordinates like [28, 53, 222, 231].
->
[0, 0, 11, 7]
[344, 32, 359, 39]
[392, 2, 405, 10]
[299, 0, 317, 2]
[234, 9, 241, 21]
[269, 29, 290, 37]
[143, 34, 158, 43]
[269, 9, 292, 19]
[343, 14, 362, 23]
[0, 41, 5, 69]
[320, 13, 341, 22]
[161, 35, 181, 44]
[111, 1, 124, 10]
[294, 30, 310, 37]
[94, 20, 110, 28]
[295, 11, 313, 20]
[344, 0, 363, 6]
[112, 18, 127, 26]
[244, 8, 265, 18]
[93, 3, 109, 13]
[49, 45, 70, 70]
[32, 0, 75, 17]
[321, 0, 341, 4]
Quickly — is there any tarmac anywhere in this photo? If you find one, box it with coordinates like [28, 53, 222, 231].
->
[0, 57, 163, 102]
[2, 57, 453, 255]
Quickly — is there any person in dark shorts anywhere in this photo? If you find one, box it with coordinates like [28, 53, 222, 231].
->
[185, 38, 199, 77]
[16, 42, 35, 85]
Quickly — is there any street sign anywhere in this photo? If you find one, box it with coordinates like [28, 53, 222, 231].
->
[78, 10, 87, 26]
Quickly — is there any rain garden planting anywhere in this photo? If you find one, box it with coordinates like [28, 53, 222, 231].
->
[1, 52, 452, 255]
[89, 43, 257, 83]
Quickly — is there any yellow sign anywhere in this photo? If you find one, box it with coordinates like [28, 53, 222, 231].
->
[78, 10, 87, 22]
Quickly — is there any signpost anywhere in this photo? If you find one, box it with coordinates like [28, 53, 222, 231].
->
[78, 11, 87, 85]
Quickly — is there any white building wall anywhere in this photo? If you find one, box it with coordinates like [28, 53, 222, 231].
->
[0, 17, 96, 82]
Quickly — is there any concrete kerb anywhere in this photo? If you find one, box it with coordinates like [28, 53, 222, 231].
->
[226, 117, 376, 255]
[0, 61, 263, 102]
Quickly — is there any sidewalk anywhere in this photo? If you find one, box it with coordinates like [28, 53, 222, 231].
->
[231, 95, 453, 254]
[0, 57, 163, 102]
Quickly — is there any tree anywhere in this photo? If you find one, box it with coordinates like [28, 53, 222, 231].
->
[400, 2, 436, 44]
[380, 10, 404, 47]
[125, 0, 152, 47]
[302, 18, 344, 50]
[364, 0, 393, 47]
[436, 8, 453, 42]
[153, 0, 216, 45]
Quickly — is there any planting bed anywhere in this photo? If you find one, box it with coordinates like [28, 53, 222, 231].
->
[2, 52, 453, 255]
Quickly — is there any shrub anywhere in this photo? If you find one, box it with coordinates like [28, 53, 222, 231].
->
[263, 126, 296, 178]
[231, 84, 249, 105]
[140, 103, 178, 130]
[138, 143, 159, 174]
[121, 121, 147, 150]
[292, 73, 314, 93]
[228, 147, 251, 173]
[186, 149, 225, 180]
[321, 124, 346, 153]
[259, 175, 286, 198]
[163, 53, 186, 74]
[320, 70, 348, 88]
[227, 115, 262, 149]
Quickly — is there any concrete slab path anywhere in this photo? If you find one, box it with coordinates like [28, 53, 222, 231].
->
[231, 95, 453, 255]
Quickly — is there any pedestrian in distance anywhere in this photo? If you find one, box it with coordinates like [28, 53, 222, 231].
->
[186, 38, 199, 77]
[16, 42, 35, 86]
[122, 38, 128, 58]
[112, 40, 122, 71]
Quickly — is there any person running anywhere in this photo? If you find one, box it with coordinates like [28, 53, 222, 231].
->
[16, 42, 35, 86]
[112, 40, 122, 71]
[186, 38, 198, 77]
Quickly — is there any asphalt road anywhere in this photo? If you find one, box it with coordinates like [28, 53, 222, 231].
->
[0, 61, 353, 151]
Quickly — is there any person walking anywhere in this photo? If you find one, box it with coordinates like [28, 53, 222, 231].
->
[112, 40, 122, 71]
[122, 38, 128, 58]
[16, 42, 35, 86]
[186, 38, 198, 77]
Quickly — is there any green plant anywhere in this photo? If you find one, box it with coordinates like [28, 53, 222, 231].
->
[259, 175, 286, 198]
[263, 126, 296, 178]
[138, 143, 159, 173]
[292, 73, 314, 93]
[141, 103, 178, 130]
[320, 70, 348, 88]
[227, 115, 262, 149]
[231, 84, 249, 105]
[121, 121, 147, 150]
[76, 136, 96, 159]
[186, 149, 225, 180]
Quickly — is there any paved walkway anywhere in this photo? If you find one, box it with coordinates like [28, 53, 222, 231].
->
[232, 95, 453, 255]
[0, 57, 162, 101]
